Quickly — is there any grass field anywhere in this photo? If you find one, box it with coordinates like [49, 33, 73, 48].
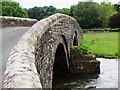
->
[82, 32, 118, 58]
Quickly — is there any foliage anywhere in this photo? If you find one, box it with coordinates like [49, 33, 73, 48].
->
[2, 1, 28, 18]
[114, 4, 120, 12]
[83, 32, 118, 58]
[28, 6, 56, 20]
[109, 13, 120, 28]
[70, 1, 117, 29]
[56, 8, 70, 15]
[0, 1, 1, 15]
[98, 2, 116, 28]
[70, 41, 88, 55]
[70, 1, 100, 29]
[23, 8, 28, 15]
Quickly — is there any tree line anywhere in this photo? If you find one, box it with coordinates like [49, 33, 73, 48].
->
[1, 0, 120, 28]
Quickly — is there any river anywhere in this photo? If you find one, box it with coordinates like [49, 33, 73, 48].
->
[53, 58, 118, 89]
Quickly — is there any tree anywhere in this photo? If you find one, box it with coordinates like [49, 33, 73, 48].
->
[0, 1, 1, 16]
[28, 7, 44, 20]
[57, 8, 70, 15]
[109, 13, 120, 28]
[28, 6, 56, 20]
[44, 6, 56, 18]
[70, 1, 100, 29]
[114, 4, 120, 12]
[2, 1, 28, 18]
[23, 8, 28, 15]
[98, 2, 116, 27]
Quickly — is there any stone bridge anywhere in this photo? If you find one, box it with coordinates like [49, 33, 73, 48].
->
[2, 13, 83, 88]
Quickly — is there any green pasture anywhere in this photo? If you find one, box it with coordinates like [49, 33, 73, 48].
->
[82, 32, 118, 58]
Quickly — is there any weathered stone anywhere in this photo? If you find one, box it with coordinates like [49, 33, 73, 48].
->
[71, 52, 100, 75]
[0, 16, 38, 28]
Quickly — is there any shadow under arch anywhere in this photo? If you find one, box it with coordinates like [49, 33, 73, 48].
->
[60, 35, 71, 67]
[73, 31, 78, 46]
[52, 36, 70, 88]
[61, 35, 68, 49]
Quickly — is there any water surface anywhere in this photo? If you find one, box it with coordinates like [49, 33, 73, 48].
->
[53, 58, 118, 89]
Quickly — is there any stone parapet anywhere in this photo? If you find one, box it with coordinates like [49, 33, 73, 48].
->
[0, 16, 38, 28]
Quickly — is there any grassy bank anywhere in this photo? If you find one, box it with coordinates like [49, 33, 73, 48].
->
[82, 32, 118, 58]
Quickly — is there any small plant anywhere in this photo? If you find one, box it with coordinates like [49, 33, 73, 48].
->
[70, 41, 88, 55]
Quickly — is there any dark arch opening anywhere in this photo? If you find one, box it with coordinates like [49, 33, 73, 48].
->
[61, 35, 68, 48]
[52, 43, 70, 88]
[60, 35, 71, 67]
[73, 31, 78, 46]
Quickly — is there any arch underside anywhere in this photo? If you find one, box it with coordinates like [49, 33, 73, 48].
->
[53, 43, 69, 77]
[52, 42, 70, 87]
[73, 31, 78, 46]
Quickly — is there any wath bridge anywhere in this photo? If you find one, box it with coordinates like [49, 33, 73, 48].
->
[2, 13, 83, 88]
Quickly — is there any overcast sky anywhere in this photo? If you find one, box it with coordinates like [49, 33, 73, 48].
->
[14, 0, 119, 9]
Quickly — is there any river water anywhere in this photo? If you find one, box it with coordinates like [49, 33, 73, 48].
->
[53, 58, 118, 89]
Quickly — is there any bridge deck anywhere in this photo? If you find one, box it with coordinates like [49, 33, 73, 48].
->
[0, 27, 30, 88]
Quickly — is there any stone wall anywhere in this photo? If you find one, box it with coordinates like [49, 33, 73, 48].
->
[2, 13, 82, 88]
[0, 16, 38, 28]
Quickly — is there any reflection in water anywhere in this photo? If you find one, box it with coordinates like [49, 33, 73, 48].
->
[53, 58, 118, 89]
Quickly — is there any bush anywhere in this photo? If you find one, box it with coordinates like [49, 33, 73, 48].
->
[70, 41, 88, 55]
[109, 13, 120, 28]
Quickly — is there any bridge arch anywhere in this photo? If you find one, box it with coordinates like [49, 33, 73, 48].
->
[53, 43, 69, 76]
[52, 42, 70, 87]
[55, 35, 70, 68]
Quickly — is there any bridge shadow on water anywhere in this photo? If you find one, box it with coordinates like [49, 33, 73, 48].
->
[52, 74, 99, 90]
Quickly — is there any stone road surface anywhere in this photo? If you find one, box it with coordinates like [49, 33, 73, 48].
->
[0, 27, 30, 89]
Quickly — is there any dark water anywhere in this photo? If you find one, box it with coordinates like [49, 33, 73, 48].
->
[53, 58, 118, 89]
